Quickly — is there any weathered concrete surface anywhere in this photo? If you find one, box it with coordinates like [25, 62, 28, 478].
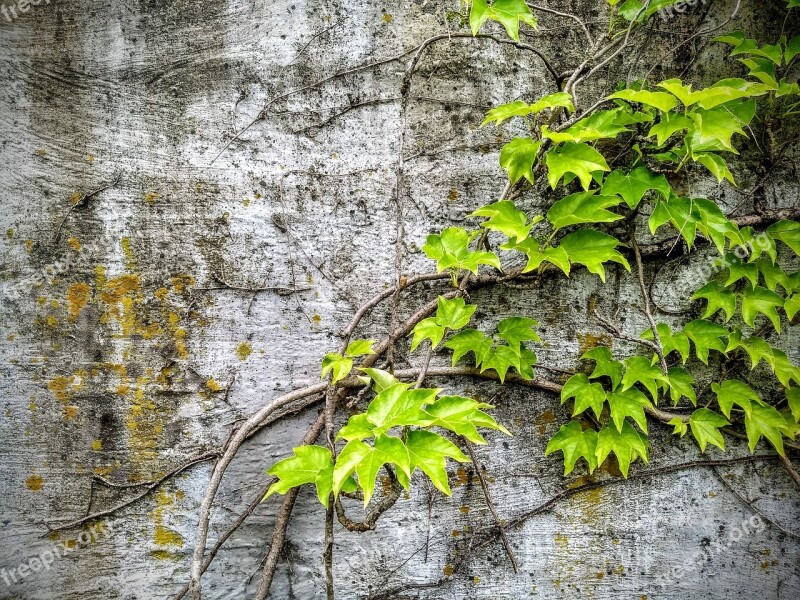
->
[0, 0, 798, 598]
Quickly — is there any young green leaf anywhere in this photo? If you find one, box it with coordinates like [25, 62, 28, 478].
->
[499, 138, 541, 184]
[582, 346, 624, 389]
[341, 434, 412, 506]
[366, 384, 438, 431]
[410, 318, 445, 352]
[546, 191, 625, 230]
[337, 414, 377, 442]
[711, 379, 761, 419]
[684, 319, 729, 364]
[745, 403, 791, 455]
[423, 227, 501, 276]
[559, 229, 630, 282]
[666, 367, 696, 406]
[345, 339, 376, 358]
[694, 152, 735, 184]
[357, 368, 400, 394]
[444, 329, 492, 366]
[595, 421, 649, 478]
[321, 352, 353, 384]
[497, 316, 541, 354]
[545, 421, 598, 475]
[424, 395, 510, 445]
[642, 323, 691, 364]
[435, 296, 477, 330]
[405, 429, 470, 495]
[469, 0, 538, 41]
[688, 408, 730, 452]
[471, 200, 540, 242]
[600, 166, 670, 209]
[607, 387, 652, 433]
[545, 142, 610, 191]
[741, 286, 784, 332]
[649, 111, 693, 146]
[787, 388, 800, 421]
[265, 445, 336, 506]
[503, 238, 571, 275]
[561, 373, 607, 419]
[767, 220, 800, 255]
[621, 355, 669, 402]
[691, 281, 737, 321]
[481, 92, 574, 126]
[480, 344, 522, 383]
[609, 88, 679, 112]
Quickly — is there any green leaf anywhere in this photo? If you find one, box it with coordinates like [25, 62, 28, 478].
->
[621, 355, 668, 402]
[724, 254, 759, 288]
[649, 196, 700, 248]
[357, 368, 400, 394]
[684, 319, 729, 364]
[436, 296, 477, 330]
[691, 281, 737, 321]
[405, 430, 469, 495]
[649, 111, 693, 146]
[767, 220, 800, 255]
[785, 294, 800, 321]
[423, 227, 502, 276]
[366, 384, 439, 431]
[695, 152, 735, 185]
[601, 166, 670, 209]
[561, 373, 607, 419]
[609, 88, 679, 112]
[265, 445, 336, 506]
[688, 101, 755, 153]
[608, 387, 652, 433]
[694, 198, 744, 252]
[787, 388, 800, 422]
[667, 367, 696, 406]
[471, 200, 539, 242]
[321, 353, 352, 384]
[711, 379, 761, 419]
[482, 93, 574, 126]
[497, 316, 541, 354]
[669, 417, 688, 437]
[689, 408, 730, 452]
[410, 318, 445, 352]
[773, 349, 800, 388]
[480, 344, 522, 383]
[503, 238, 570, 275]
[741, 286, 784, 332]
[500, 138, 541, 184]
[545, 142, 610, 191]
[545, 421, 598, 475]
[745, 403, 790, 455]
[582, 346, 624, 389]
[755, 259, 790, 292]
[642, 323, 690, 364]
[560, 229, 630, 282]
[346, 339, 376, 358]
[547, 191, 625, 230]
[542, 109, 630, 144]
[469, 0, 538, 41]
[424, 395, 510, 444]
[444, 329, 491, 366]
[338, 414, 377, 442]
[344, 435, 412, 505]
[595, 422, 649, 478]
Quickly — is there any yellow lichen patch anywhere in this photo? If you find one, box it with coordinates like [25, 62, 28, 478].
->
[87, 154, 94, 164]
[37, 148, 46, 156]
[99, 274, 140, 304]
[243, 197, 250, 207]
[70, 192, 82, 205]
[67, 237, 81, 251]
[143, 192, 161, 205]
[534, 409, 556, 435]
[154, 287, 169, 301]
[48, 375, 83, 403]
[442, 564, 454, 576]
[25, 239, 32, 252]
[94, 265, 107, 288]
[312, 314, 322, 323]
[235, 341, 253, 361]
[26, 475, 44, 491]
[170, 274, 195, 295]
[6, 228, 14, 239]
[577, 333, 613, 355]
[120, 238, 137, 270]
[63, 405, 79, 420]
[66, 283, 91, 321]
[382, 13, 393, 22]
[149, 489, 185, 557]
[91, 439, 103, 451]
[206, 378, 222, 392]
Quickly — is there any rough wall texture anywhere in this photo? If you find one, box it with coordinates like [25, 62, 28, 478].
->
[0, 0, 798, 598]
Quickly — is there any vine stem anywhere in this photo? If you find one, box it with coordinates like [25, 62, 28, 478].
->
[631, 234, 669, 374]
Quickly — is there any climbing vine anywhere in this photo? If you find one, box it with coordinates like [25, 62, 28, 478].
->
[178, 2, 800, 598]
